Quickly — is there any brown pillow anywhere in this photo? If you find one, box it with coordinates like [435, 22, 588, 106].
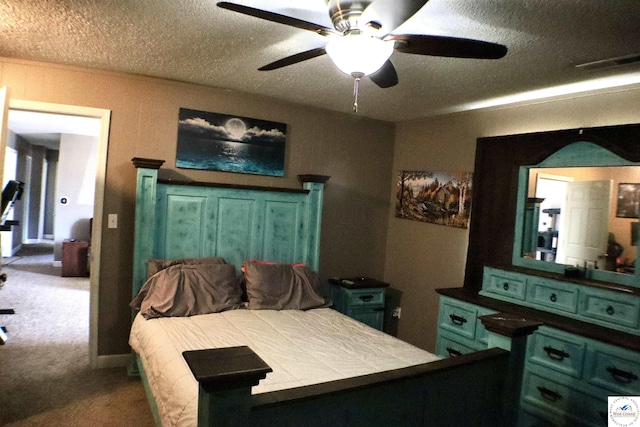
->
[147, 257, 226, 278]
[244, 261, 328, 310]
[131, 263, 243, 319]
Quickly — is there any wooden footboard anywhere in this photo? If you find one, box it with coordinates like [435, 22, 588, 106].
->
[184, 346, 510, 427]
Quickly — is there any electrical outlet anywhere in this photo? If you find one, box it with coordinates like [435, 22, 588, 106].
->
[392, 306, 401, 319]
[108, 214, 118, 229]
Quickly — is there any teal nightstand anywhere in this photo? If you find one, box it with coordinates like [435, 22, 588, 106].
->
[330, 278, 389, 331]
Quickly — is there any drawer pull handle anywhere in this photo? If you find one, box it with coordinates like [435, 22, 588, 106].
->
[503, 282, 509, 291]
[446, 347, 462, 357]
[549, 293, 557, 302]
[537, 386, 563, 402]
[543, 346, 570, 361]
[607, 366, 639, 383]
[358, 295, 374, 302]
[606, 305, 615, 315]
[449, 314, 468, 326]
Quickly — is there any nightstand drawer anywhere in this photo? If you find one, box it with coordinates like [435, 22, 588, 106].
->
[439, 299, 478, 340]
[580, 292, 640, 329]
[484, 268, 526, 300]
[346, 289, 385, 307]
[330, 283, 387, 331]
[436, 334, 478, 358]
[528, 328, 585, 379]
[527, 278, 577, 314]
[587, 348, 640, 395]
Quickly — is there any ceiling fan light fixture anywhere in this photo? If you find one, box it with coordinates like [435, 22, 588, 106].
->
[325, 33, 394, 77]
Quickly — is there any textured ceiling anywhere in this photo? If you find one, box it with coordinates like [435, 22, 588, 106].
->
[0, 0, 639, 122]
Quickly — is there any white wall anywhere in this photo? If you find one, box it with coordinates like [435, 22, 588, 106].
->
[53, 133, 98, 260]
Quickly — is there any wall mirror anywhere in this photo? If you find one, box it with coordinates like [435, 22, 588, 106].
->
[512, 141, 640, 287]
[464, 124, 640, 292]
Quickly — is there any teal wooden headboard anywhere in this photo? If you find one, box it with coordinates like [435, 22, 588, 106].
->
[131, 158, 329, 298]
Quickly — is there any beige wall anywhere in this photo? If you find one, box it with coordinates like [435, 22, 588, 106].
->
[386, 86, 640, 352]
[0, 58, 395, 356]
[4, 55, 639, 358]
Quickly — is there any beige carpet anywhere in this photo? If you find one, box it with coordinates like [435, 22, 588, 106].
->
[0, 243, 154, 426]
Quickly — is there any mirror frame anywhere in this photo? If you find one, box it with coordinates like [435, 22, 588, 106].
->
[464, 123, 640, 292]
[511, 141, 639, 287]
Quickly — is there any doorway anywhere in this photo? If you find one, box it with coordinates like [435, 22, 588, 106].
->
[5, 99, 110, 368]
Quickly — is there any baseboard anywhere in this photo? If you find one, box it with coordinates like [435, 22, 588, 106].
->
[96, 353, 132, 369]
[11, 243, 23, 256]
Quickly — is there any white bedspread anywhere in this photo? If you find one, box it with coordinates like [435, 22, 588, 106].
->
[129, 308, 439, 427]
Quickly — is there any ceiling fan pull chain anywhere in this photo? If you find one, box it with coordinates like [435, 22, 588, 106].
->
[353, 76, 361, 113]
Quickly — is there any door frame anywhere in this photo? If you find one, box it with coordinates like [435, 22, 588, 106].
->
[9, 99, 111, 369]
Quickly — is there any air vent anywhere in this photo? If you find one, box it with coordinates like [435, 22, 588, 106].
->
[576, 53, 640, 71]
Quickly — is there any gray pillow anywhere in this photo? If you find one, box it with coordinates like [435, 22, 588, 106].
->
[147, 256, 226, 278]
[244, 262, 328, 310]
[131, 263, 243, 319]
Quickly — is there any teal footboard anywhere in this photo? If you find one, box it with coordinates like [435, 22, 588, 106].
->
[183, 346, 510, 427]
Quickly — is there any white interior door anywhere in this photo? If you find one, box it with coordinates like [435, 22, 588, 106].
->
[0, 88, 9, 268]
[557, 180, 612, 267]
[2, 147, 18, 256]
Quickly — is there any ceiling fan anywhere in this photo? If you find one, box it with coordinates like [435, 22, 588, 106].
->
[217, 0, 507, 111]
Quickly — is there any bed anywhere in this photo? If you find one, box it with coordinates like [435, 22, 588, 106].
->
[128, 158, 511, 427]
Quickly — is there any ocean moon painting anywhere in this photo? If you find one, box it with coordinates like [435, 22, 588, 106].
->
[176, 108, 287, 177]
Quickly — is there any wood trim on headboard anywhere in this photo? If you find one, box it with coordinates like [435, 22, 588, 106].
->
[131, 157, 165, 169]
[156, 178, 310, 194]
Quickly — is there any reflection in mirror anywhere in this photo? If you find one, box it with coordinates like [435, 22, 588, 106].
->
[522, 166, 640, 274]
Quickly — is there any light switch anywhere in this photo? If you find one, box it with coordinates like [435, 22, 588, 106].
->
[108, 214, 118, 229]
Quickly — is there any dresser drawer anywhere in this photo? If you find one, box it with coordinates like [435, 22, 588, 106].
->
[528, 328, 586, 379]
[587, 348, 640, 395]
[527, 278, 577, 314]
[484, 268, 526, 300]
[436, 334, 478, 358]
[345, 288, 385, 307]
[439, 298, 478, 340]
[580, 291, 640, 329]
[517, 409, 561, 427]
[522, 371, 607, 426]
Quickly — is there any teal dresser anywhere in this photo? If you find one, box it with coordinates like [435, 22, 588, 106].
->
[479, 266, 640, 427]
[438, 266, 640, 427]
[439, 121, 640, 426]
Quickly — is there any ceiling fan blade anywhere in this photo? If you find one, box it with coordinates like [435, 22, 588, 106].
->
[388, 34, 507, 59]
[258, 47, 327, 71]
[361, 0, 429, 35]
[368, 60, 398, 88]
[217, 2, 338, 36]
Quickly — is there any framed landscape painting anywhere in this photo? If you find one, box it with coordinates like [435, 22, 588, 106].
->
[616, 183, 640, 218]
[176, 108, 287, 177]
[395, 170, 473, 229]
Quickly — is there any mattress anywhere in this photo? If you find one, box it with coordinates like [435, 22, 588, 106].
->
[129, 308, 440, 427]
